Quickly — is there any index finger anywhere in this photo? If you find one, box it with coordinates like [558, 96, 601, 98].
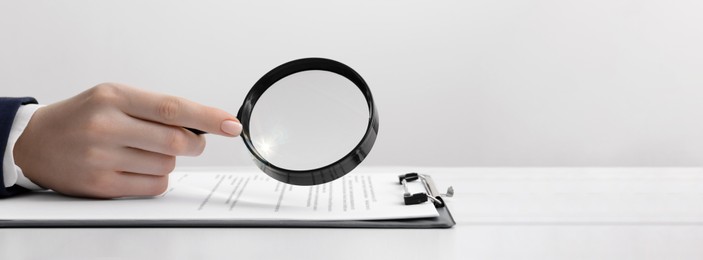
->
[117, 85, 241, 137]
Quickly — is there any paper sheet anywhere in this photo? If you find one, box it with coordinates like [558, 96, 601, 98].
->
[0, 170, 439, 221]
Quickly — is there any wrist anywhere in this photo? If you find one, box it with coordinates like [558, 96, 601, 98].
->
[9, 104, 45, 189]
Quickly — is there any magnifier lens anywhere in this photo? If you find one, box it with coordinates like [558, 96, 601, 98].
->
[249, 70, 369, 170]
[239, 58, 378, 185]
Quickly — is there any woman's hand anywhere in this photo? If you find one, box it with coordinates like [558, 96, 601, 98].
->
[13, 83, 241, 198]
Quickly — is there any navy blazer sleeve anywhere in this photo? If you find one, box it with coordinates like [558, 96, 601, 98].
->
[0, 97, 38, 198]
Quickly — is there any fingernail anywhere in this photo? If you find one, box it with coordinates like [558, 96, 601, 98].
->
[221, 120, 242, 136]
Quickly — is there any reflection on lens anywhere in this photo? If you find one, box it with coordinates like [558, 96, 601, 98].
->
[249, 70, 369, 171]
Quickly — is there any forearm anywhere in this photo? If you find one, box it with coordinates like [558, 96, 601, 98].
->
[0, 97, 39, 198]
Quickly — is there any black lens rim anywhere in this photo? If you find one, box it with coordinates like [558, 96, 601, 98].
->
[237, 58, 379, 185]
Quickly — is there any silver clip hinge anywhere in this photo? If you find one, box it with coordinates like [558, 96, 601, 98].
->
[398, 173, 454, 207]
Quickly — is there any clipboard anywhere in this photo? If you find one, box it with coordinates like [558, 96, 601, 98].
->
[0, 172, 456, 228]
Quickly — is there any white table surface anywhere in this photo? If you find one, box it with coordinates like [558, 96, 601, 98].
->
[2, 167, 703, 259]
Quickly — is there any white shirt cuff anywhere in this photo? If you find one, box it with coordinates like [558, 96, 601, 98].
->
[3, 104, 44, 190]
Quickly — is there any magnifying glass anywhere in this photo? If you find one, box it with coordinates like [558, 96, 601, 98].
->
[191, 58, 379, 185]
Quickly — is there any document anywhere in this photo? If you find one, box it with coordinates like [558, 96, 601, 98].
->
[0, 170, 439, 221]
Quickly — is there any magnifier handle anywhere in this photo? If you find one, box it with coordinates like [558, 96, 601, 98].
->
[185, 127, 206, 135]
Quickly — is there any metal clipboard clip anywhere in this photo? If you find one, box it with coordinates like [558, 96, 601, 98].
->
[398, 173, 454, 207]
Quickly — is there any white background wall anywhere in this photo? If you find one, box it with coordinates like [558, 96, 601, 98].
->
[2, 0, 702, 167]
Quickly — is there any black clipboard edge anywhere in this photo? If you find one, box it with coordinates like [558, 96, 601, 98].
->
[0, 205, 455, 229]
